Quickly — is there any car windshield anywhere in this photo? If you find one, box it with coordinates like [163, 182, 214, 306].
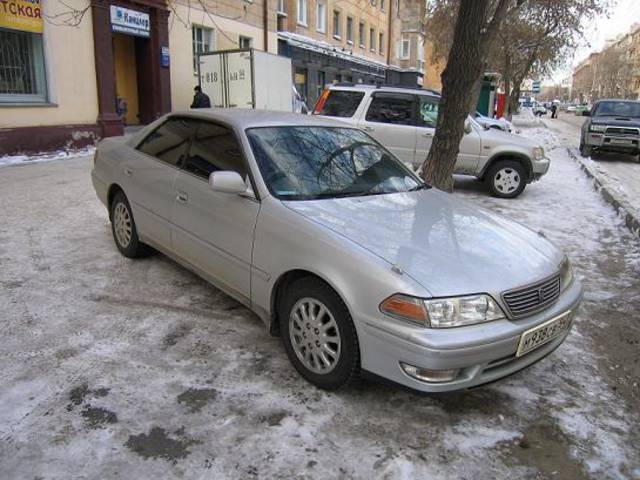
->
[593, 101, 640, 118]
[246, 126, 425, 200]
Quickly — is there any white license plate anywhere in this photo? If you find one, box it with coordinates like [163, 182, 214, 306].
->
[516, 311, 572, 357]
[610, 138, 633, 145]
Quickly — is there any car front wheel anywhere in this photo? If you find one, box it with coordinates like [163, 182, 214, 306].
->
[579, 141, 592, 158]
[110, 191, 152, 258]
[486, 160, 527, 198]
[279, 277, 360, 390]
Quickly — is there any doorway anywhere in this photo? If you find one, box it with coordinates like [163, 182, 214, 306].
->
[113, 33, 140, 125]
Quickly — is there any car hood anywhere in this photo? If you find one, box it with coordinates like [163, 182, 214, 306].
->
[480, 124, 536, 146]
[284, 189, 563, 297]
[591, 116, 640, 127]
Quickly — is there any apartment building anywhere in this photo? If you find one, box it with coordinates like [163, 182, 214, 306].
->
[0, 0, 428, 154]
[276, 0, 426, 106]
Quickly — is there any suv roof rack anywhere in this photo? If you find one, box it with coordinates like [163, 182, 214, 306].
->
[330, 82, 441, 95]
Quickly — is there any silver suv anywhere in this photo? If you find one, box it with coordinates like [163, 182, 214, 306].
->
[313, 84, 550, 198]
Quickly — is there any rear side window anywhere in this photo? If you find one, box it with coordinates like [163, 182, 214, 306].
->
[137, 118, 197, 166]
[183, 121, 247, 181]
[316, 90, 365, 117]
[417, 95, 439, 128]
[365, 93, 415, 125]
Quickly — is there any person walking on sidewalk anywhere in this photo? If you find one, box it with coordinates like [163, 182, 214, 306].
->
[550, 103, 558, 119]
[191, 86, 211, 109]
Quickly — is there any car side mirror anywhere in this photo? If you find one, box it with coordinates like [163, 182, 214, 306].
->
[209, 171, 248, 194]
[582, 110, 590, 117]
[464, 120, 472, 134]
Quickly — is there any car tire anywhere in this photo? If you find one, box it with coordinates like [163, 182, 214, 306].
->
[486, 160, 527, 199]
[579, 141, 592, 158]
[110, 191, 152, 258]
[279, 277, 360, 391]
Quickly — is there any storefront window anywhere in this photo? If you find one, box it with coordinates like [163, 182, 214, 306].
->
[0, 28, 47, 103]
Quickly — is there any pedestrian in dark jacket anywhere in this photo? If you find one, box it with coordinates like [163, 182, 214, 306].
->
[550, 104, 558, 118]
[191, 86, 211, 109]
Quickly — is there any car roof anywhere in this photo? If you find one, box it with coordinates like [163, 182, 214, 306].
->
[327, 83, 441, 97]
[169, 109, 352, 129]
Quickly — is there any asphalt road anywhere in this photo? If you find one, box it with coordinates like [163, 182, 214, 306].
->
[545, 112, 640, 201]
[1, 124, 639, 479]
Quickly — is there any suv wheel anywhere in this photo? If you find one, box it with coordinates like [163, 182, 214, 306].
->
[279, 277, 360, 390]
[110, 191, 152, 258]
[486, 160, 527, 199]
[579, 141, 592, 158]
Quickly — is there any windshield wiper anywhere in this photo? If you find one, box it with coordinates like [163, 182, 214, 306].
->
[408, 183, 430, 192]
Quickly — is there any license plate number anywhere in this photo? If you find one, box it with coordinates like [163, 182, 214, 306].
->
[516, 311, 572, 357]
[610, 138, 633, 145]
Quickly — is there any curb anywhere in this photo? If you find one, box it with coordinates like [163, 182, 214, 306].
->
[566, 147, 640, 238]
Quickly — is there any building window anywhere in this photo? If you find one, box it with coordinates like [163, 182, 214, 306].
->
[277, 0, 286, 14]
[192, 26, 214, 75]
[316, 0, 326, 33]
[358, 22, 365, 48]
[379, 32, 384, 54]
[297, 0, 308, 26]
[400, 36, 410, 59]
[396, 0, 401, 17]
[239, 36, 252, 49]
[333, 10, 341, 39]
[0, 28, 47, 103]
[381, 0, 385, 9]
[346, 17, 354, 44]
[370, 28, 376, 52]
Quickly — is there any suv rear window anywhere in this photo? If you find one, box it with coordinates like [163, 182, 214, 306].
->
[314, 90, 364, 117]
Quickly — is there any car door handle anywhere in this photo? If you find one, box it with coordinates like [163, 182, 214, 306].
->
[176, 192, 188, 203]
[363, 126, 375, 132]
[422, 132, 434, 138]
[123, 167, 133, 176]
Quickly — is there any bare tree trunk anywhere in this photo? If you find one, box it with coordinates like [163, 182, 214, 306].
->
[420, 0, 512, 192]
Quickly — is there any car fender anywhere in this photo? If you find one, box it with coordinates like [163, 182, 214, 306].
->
[479, 146, 534, 180]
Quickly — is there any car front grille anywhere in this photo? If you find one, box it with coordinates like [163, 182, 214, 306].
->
[605, 126, 640, 136]
[502, 275, 561, 318]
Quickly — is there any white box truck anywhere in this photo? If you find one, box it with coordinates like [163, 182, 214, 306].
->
[197, 49, 294, 111]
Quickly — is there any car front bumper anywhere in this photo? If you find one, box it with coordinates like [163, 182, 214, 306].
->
[531, 156, 550, 180]
[584, 132, 640, 153]
[357, 278, 583, 393]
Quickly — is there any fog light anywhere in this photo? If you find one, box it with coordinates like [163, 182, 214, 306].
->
[400, 362, 459, 383]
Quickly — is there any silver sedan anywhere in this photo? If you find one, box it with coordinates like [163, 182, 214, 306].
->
[91, 110, 582, 392]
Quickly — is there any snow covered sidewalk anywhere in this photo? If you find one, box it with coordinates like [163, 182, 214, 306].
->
[0, 126, 639, 479]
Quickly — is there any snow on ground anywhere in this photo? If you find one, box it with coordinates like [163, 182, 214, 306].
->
[1, 126, 639, 479]
[0, 146, 96, 168]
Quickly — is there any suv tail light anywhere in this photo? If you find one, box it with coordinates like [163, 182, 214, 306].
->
[313, 89, 330, 115]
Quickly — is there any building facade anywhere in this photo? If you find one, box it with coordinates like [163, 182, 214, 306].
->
[0, 0, 428, 155]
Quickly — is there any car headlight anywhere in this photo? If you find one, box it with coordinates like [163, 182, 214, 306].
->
[380, 293, 505, 328]
[559, 256, 574, 292]
[533, 147, 545, 160]
[590, 124, 606, 133]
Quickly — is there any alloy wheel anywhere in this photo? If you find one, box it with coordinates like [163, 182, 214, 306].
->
[289, 297, 341, 374]
[493, 168, 521, 194]
[113, 202, 132, 248]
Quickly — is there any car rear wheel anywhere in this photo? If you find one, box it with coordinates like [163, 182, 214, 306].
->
[486, 160, 527, 199]
[110, 191, 152, 258]
[279, 277, 360, 390]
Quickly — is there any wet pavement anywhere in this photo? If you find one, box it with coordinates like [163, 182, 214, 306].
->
[1, 123, 639, 479]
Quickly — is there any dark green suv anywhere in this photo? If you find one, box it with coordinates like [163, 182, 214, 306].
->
[580, 99, 640, 161]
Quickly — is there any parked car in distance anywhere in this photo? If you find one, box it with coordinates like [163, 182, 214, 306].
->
[473, 111, 517, 133]
[91, 110, 582, 393]
[313, 84, 550, 198]
[574, 104, 591, 116]
[579, 99, 640, 161]
[566, 104, 577, 113]
[533, 104, 547, 116]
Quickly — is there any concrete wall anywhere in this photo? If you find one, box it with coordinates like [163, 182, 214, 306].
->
[0, 0, 99, 129]
[169, 1, 278, 111]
